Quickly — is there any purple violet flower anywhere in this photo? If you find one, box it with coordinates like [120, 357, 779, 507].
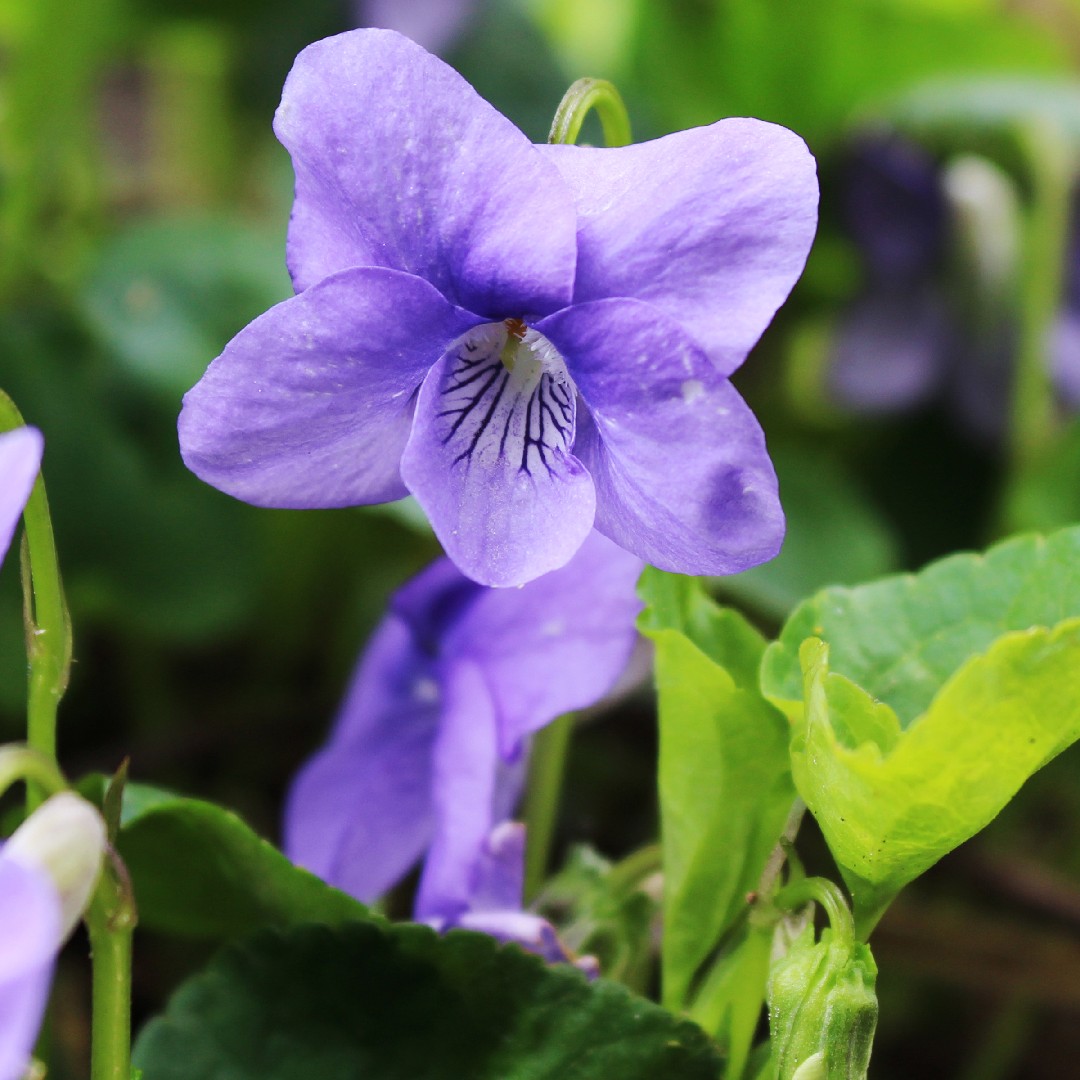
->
[284, 529, 642, 957]
[0, 794, 107, 1080]
[178, 29, 818, 587]
[357, 0, 475, 54]
[0, 427, 43, 566]
[0, 857, 61, 1080]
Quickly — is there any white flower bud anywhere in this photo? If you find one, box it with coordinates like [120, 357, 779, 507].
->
[3, 793, 107, 938]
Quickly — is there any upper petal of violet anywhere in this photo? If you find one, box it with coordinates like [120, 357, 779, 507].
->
[539, 119, 818, 373]
[179, 266, 480, 508]
[0, 427, 43, 568]
[275, 29, 577, 318]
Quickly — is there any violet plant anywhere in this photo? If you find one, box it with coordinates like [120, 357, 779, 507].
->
[5, 17, 1080, 1080]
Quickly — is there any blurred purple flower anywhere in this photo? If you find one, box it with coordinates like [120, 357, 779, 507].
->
[828, 135, 953, 414]
[0, 427, 43, 566]
[284, 529, 642, 959]
[829, 133, 1080, 437]
[357, 0, 475, 54]
[179, 29, 818, 587]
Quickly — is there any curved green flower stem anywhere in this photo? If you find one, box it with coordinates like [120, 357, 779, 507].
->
[1004, 121, 1072, 499]
[774, 876, 855, 951]
[0, 392, 71, 811]
[523, 712, 575, 902]
[757, 799, 806, 898]
[0, 745, 67, 801]
[605, 842, 662, 895]
[523, 78, 632, 901]
[86, 855, 137, 1080]
[548, 78, 632, 148]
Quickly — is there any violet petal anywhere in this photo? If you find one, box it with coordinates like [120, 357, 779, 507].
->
[179, 266, 479, 508]
[445, 529, 642, 757]
[0, 856, 61, 1080]
[829, 288, 951, 413]
[0, 427, 42, 568]
[413, 660, 503, 922]
[540, 299, 784, 575]
[539, 119, 818, 372]
[275, 29, 577, 318]
[283, 616, 441, 902]
[401, 325, 596, 587]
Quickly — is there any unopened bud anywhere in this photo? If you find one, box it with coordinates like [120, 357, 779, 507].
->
[768, 925, 878, 1080]
[4, 793, 107, 938]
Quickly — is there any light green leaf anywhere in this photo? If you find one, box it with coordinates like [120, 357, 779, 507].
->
[761, 525, 1080, 725]
[639, 571, 795, 1015]
[793, 619, 1080, 928]
[83, 779, 368, 938]
[133, 922, 724, 1080]
[638, 567, 767, 690]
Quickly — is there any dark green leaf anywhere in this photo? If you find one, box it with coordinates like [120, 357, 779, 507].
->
[133, 921, 724, 1080]
[110, 782, 367, 938]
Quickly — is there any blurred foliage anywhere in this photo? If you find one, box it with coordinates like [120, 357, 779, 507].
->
[5, 0, 1080, 1075]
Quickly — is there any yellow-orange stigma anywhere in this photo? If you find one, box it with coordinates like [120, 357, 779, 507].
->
[500, 318, 528, 370]
[504, 317, 528, 341]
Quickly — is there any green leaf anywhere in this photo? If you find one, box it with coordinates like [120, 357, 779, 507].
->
[761, 525, 1080, 725]
[638, 567, 768, 690]
[793, 619, 1080, 928]
[639, 571, 795, 1015]
[536, 844, 659, 992]
[101, 781, 367, 938]
[133, 922, 724, 1080]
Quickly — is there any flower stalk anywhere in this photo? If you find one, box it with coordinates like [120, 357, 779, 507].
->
[86, 870, 136, 1080]
[0, 391, 70, 811]
[523, 712, 575, 902]
[548, 77, 632, 148]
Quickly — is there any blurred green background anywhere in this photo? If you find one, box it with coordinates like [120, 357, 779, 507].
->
[6, 0, 1080, 1075]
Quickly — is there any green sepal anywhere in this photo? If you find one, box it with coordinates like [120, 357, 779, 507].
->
[767, 925, 878, 1080]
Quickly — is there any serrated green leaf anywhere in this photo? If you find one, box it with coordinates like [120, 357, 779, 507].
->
[762, 525, 1080, 725]
[639, 572, 794, 1017]
[793, 619, 1080, 928]
[104, 781, 367, 938]
[133, 921, 724, 1080]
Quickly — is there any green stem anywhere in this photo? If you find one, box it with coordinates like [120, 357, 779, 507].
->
[548, 77, 632, 148]
[1006, 121, 1072, 485]
[605, 842, 662, 895]
[86, 860, 136, 1080]
[0, 745, 67, 801]
[775, 876, 854, 950]
[523, 712, 575, 902]
[0, 392, 70, 811]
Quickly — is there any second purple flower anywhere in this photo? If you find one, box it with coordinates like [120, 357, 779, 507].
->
[178, 29, 819, 586]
